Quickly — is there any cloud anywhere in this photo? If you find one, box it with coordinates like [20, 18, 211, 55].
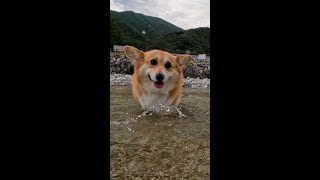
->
[110, 0, 125, 12]
[110, 0, 210, 30]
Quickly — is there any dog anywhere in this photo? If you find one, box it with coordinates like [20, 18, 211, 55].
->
[124, 45, 192, 110]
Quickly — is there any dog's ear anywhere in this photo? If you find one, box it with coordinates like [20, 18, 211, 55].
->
[124, 45, 144, 64]
[176, 55, 192, 69]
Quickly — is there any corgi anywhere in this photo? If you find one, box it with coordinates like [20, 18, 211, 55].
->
[124, 45, 192, 110]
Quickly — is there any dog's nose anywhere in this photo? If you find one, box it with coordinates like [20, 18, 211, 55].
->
[156, 73, 164, 82]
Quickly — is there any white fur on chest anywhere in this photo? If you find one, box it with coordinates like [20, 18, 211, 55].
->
[139, 92, 172, 109]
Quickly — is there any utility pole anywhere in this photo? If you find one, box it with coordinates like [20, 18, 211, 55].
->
[142, 24, 150, 52]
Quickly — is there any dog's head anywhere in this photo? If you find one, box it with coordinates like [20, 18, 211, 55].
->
[124, 45, 192, 91]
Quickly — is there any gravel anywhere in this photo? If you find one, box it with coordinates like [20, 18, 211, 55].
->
[110, 74, 210, 89]
[110, 74, 133, 86]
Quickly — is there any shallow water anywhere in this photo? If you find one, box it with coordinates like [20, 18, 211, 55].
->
[110, 86, 210, 179]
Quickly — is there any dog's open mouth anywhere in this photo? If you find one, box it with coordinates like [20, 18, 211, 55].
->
[149, 75, 164, 89]
[153, 82, 164, 89]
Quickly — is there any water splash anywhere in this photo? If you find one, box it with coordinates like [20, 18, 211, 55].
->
[110, 104, 187, 133]
[110, 114, 144, 132]
[142, 104, 187, 117]
[175, 107, 186, 117]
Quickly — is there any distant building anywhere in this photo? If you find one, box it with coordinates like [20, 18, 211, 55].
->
[198, 54, 206, 60]
[113, 45, 124, 52]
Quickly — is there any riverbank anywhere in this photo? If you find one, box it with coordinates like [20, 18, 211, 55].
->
[110, 74, 210, 89]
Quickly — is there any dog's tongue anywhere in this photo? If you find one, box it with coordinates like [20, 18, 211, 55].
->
[153, 82, 164, 89]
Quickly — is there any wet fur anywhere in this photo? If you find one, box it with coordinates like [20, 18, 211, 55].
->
[124, 45, 192, 110]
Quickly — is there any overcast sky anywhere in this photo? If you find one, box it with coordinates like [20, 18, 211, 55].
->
[110, 0, 210, 30]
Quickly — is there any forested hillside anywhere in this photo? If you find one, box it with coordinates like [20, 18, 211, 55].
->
[109, 10, 210, 54]
[110, 10, 183, 50]
[149, 27, 210, 54]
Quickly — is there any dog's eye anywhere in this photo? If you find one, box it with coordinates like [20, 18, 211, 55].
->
[150, 59, 157, 65]
[165, 62, 172, 69]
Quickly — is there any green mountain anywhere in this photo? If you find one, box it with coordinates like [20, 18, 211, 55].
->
[109, 10, 211, 54]
[110, 10, 183, 50]
[149, 27, 210, 54]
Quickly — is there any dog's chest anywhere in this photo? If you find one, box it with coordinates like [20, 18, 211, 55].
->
[139, 93, 171, 109]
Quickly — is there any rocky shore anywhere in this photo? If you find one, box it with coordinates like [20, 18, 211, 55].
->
[110, 74, 210, 89]
[110, 52, 210, 78]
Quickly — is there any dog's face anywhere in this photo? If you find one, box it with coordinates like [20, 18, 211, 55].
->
[124, 45, 192, 93]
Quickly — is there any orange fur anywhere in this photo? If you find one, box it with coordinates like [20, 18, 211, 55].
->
[124, 45, 192, 110]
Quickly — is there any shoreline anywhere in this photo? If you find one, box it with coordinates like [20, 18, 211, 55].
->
[110, 74, 210, 89]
